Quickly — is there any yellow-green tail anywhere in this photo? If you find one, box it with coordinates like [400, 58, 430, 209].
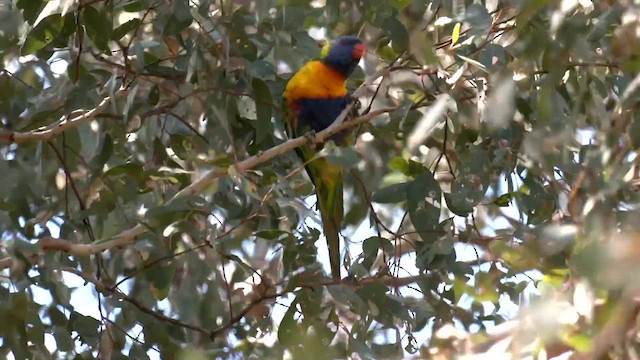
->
[299, 149, 343, 280]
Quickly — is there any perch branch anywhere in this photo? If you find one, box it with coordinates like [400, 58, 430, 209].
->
[0, 65, 396, 269]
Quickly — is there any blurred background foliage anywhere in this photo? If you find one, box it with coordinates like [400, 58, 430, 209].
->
[1, 0, 640, 358]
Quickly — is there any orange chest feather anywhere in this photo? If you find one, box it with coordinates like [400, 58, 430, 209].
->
[283, 61, 348, 104]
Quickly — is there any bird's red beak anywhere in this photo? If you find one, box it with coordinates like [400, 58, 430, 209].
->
[353, 43, 365, 59]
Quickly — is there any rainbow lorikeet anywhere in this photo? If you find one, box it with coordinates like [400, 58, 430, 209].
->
[283, 36, 365, 280]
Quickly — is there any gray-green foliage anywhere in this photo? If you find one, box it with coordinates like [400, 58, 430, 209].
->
[1, 0, 639, 358]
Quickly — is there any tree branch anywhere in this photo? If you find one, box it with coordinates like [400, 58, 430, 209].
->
[58, 265, 423, 341]
[0, 66, 396, 268]
[0, 87, 128, 144]
[53, 108, 393, 253]
[60, 266, 211, 334]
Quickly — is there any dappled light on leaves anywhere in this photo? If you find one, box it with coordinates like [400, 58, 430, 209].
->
[0, 0, 640, 359]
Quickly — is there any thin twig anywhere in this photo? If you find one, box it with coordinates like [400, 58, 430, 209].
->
[60, 266, 211, 334]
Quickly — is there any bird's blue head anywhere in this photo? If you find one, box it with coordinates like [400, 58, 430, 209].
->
[320, 36, 365, 78]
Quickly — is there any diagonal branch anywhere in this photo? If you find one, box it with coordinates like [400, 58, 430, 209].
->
[35, 107, 394, 255]
[58, 266, 423, 341]
[0, 68, 395, 269]
[0, 87, 128, 144]
[60, 266, 211, 334]
[0, 66, 397, 269]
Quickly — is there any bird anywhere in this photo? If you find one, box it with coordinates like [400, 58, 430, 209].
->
[283, 35, 365, 280]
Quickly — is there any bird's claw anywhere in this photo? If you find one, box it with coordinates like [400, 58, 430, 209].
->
[349, 96, 361, 116]
[350, 94, 360, 106]
[305, 130, 318, 147]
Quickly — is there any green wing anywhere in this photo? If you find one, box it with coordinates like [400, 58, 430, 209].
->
[285, 108, 343, 280]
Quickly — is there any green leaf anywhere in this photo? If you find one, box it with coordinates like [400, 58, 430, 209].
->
[69, 312, 101, 340]
[17, 0, 45, 25]
[356, 283, 388, 303]
[148, 84, 160, 106]
[67, 59, 88, 84]
[362, 236, 393, 258]
[144, 261, 176, 300]
[562, 333, 592, 352]
[362, 2, 394, 27]
[178, 348, 207, 360]
[163, 15, 192, 36]
[408, 299, 435, 326]
[325, 146, 360, 167]
[408, 200, 441, 245]
[53, 327, 74, 352]
[278, 297, 299, 347]
[451, 23, 461, 46]
[350, 337, 377, 360]
[389, 157, 428, 177]
[145, 195, 211, 225]
[406, 171, 441, 211]
[90, 133, 113, 169]
[362, 236, 393, 270]
[252, 78, 273, 144]
[457, 54, 487, 71]
[123, 1, 147, 12]
[389, 0, 413, 10]
[629, 112, 640, 150]
[383, 17, 409, 53]
[444, 179, 484, 217]
[431, 236, 454, 255]
[0, 199, 16, 211]
[326, 0, 340, 23]
[376, 44, 398, 62]
[21, 14, 64, 55]
[478, 44, 508, 71]
[465, 4, 493, 35]
[144, 64, 185, 78]
[11, 238, 39, 255]
[390, 100, 413, 125]
[494, 192, 515, 207]
[83, 6, 112, 53]
[103, 163, 145, 180]
[250, 60, 276, 81]
[113, 18, 141, 41]
[130, 344, 152, 360]
[327, 285, 364, 310]
[372, 182, 408, 203]
[255, 229, 291, 241]
[47, 306, 68, 327]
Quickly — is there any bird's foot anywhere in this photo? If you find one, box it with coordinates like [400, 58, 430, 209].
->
[349, 96, 362, 117]
[304, 130, 318, 148]
[350, 94, 361, 107]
